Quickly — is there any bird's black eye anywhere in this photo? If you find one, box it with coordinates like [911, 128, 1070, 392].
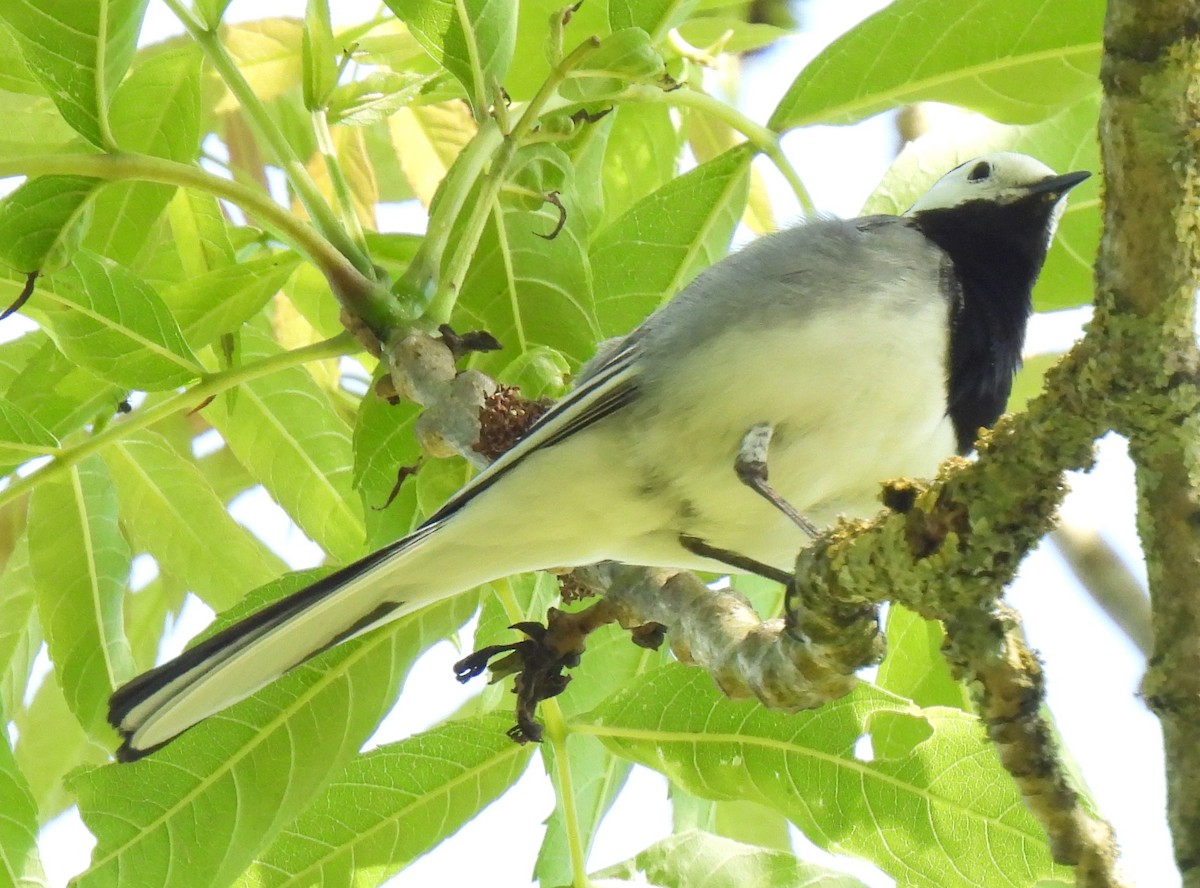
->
[967, 161, 991, 182]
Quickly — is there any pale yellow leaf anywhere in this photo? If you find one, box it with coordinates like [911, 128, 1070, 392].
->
[387, 102, 476, 207]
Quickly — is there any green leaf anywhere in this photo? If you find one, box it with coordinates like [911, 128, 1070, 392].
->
[328, 125, 380, 226]
[0, 400, 57, 472]
[164, 252, 303, 348]
[610, 0, 701, 42]
[412, 454, 472, 519]
[352, 390, 423, 551]
[85, 43, 204, 265]
[194, 0, 234, 29]
[352, 17, 446, 79]
[536, 734, 632, 887]
[123, 571, 190, 673]
[0, 175, 99, 273]
[475, 573, 560, 650]
[363, 120, 416, 202]
[280, 262, 350, 340]
[684, 110, 775, 235]
[876, 605, 970, 711]
[504, 0, 612, 101]
[40, 251, 202, 390]
[593, 829, 871, 887]
[0, 333, 123, 440]
[0, 714, 48, 888]
[548, 110, 612, 236]
[362, 231, 425, 286]
[493, 344, 571, 398]
[0, 89, 81, 158]
[564, 620, 672, 720]
[676, 17, 790, 55]
[28, 455, 134, 736]
[560, 29, 667, 104]
[711, 799, 793, 852]
[590, 144, 750, 336]
[70, 581, 475, 888]
[13, 670, 110, 824]
[769, 0, 1103, 131]
[219, 19, 305, 109]
[165, 189, 238, 280]
[302, 0, 338, 109]
[453, 143, 600, 367]
[862, 96, 1100, 311]
[536, 619, 667, 885]
[103, 430, 285, 612]
[0, 537, 40, 721]
[671, 790, 794, 851]
[240, 713, 533, 887]
[386, 101, 477, 207]
[0, 0, 151, 148]
[591, 666, 1072, 887]
[0, 24, 45, 94]
[0, 331, 43, 391]
[383, 0, 518, 111]
[327, 70, 433, 126]
[206, 328, 366, 562]
[111, 44, 203, 160]
[1008, 352, 1060, 413]
[599, 103, 681, 223]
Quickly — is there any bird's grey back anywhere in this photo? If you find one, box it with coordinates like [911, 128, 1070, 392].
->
[609, 215, 951, 385]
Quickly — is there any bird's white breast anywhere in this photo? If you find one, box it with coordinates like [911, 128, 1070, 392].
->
[613, 285, 957, 571]
[453, 218, 961, 576]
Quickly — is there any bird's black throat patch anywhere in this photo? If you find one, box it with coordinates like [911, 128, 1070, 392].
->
[913, 195, 1057, 453]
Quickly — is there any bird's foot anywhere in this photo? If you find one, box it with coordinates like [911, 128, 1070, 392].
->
[454, 601, 664, 743]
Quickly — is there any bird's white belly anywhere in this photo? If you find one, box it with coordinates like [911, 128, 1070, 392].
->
[615, 299, 956, 571]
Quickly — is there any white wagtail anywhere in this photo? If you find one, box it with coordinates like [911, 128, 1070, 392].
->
[109, 152, 1089, 760]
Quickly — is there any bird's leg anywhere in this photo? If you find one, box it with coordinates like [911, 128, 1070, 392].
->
[678, 534, 793, 585]
[735, 423, 820, 538]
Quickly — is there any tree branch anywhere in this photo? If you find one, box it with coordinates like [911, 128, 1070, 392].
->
[1099, 2, 1200, 882]
[572, 564, 864, 711]
[402, 316, 1131, 884]
[941, 606, 1121, 884]
[1051, 524, 1151, 657]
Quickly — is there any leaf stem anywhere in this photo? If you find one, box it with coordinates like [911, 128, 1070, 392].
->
[161, 0, 375, 277]
[622, 83, 815, 213]
[426, 153, 512, 325]
[395, 119, 505, 319]
[415, 38, 604, 325]
[94, 0, 119, 150]
[493, 579, 590, 887]
[455, 0, 490, 119]
[0, 153, 401, 332]
[509, 37, 602, 144]
[0, 332, 357, 511]
[540, 700, 590, 887]
[311, 108, 370, 257]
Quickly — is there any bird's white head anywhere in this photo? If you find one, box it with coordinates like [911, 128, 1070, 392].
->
[904, 151, 1090, 245]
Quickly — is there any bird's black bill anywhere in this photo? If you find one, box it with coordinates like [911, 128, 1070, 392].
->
[1028, 170, 1091, 197]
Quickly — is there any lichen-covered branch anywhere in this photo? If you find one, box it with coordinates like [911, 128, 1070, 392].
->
[395, 306, 1134, 884]
[1099, 2, 1200, 883]
[942, 607, 1122, 888]
[574, 563, 865, 710]
[783, 338, 1128, 886]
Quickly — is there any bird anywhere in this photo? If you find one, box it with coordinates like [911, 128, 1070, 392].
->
[109, 152, 1090, 761]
